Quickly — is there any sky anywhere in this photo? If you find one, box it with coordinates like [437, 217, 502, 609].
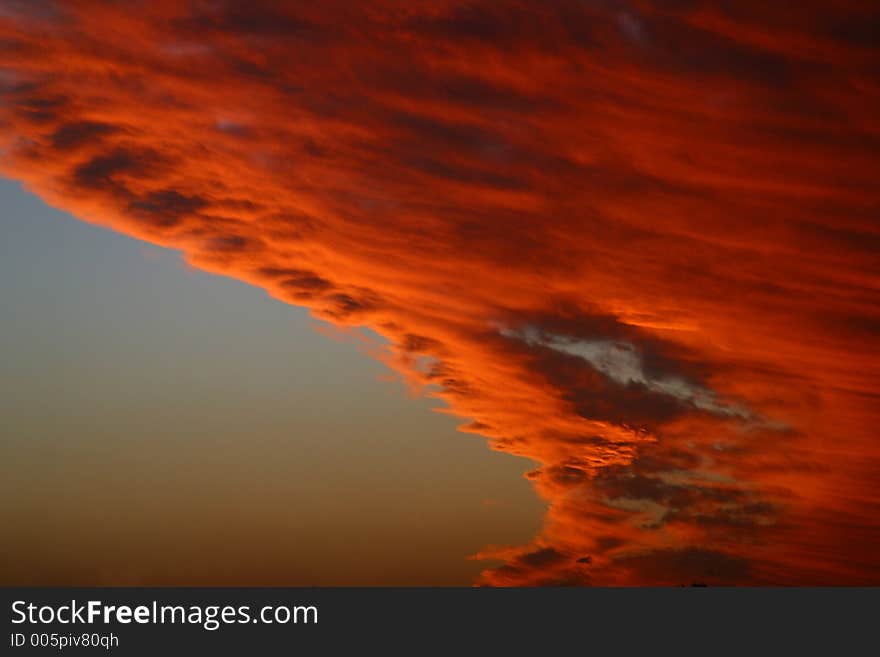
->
[0, 177, 542, 585]
[0, 0, 878, 585]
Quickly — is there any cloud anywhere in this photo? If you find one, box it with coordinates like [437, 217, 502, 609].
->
[1, 0, 878, 585]
[502, 325, 756, 420]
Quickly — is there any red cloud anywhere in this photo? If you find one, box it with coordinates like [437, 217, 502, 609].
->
[1, 0, 878, 584]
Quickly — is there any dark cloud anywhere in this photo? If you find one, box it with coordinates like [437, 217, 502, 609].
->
[50, 120, 120, 150]
[175, 0, 331, 42]
[615, 547, 750, 585]
[13, 93, 68, 125]
[129, 189, 207, 227]
[72, 147, 162, 193]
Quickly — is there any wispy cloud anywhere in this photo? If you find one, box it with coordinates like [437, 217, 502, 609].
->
[501, 325, 756, 420]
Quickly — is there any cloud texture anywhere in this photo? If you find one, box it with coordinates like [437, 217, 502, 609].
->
[1, 0, 878, 584]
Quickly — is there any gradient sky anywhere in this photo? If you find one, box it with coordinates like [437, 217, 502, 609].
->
[0, 178, 542, 585]
[1, 1, 878, 585]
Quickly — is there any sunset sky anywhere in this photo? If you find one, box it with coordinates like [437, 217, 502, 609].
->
[1, 0, 878, 585]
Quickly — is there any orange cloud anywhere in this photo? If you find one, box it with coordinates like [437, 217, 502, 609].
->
[1, 0, 878, 584]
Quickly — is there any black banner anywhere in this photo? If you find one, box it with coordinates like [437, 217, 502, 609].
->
[2, 587, 874, 654]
